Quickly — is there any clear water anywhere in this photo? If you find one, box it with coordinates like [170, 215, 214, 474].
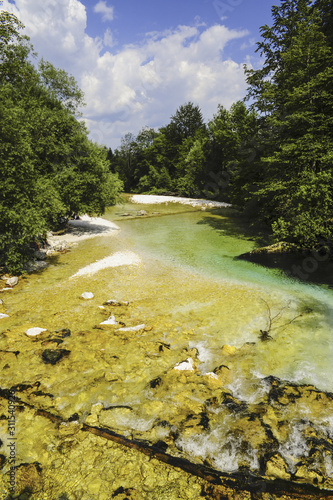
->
[1, 200, 333, 485]
[105, 203, 333, 393]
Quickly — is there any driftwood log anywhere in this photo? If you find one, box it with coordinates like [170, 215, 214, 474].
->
[1, 387, 333, 499]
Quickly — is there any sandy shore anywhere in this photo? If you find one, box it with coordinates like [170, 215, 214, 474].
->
[48, 215, 120, 248]
[130, 194, 231, 208]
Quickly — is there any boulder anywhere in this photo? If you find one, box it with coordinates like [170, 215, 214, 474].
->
[6, 277, 18, 287]
[34, 250, 47, 261]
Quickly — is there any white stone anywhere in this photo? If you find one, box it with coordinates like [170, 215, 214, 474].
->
[105, 299, 129, 306]
[6, 277, 18, 287]
[81, 292, 94, 300]
[174, 358, 195, 371]
[100, 316, 118, 326]
[204, 372, 219, 380]
[0, 313, 9, 319]
[116, 324, 145, 332]
[25, 327, 47, 337]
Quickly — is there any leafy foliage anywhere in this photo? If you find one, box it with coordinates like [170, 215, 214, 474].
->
[233, 0, 333, 248]
[0, 12, 122, 273]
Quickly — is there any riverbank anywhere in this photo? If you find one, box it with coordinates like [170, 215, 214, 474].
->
[48, 214, 120, 247]
[130, 194, 231, 208]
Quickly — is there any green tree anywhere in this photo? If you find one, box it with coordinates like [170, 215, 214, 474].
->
[170, 102, 206, 141]
[238, 0, 333, 247]
[0, 11, 122, 272]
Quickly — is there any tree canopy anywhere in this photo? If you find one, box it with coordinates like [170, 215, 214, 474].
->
[0, 12, 122, 273]
[236, 0, 333, 247]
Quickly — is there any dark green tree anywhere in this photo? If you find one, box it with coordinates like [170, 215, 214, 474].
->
[238, 0, 333, 247]
[0, 11, 122, 272]
[170, 102, 206, 141]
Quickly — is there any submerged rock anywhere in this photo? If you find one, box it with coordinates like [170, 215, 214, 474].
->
[238, 241, 303, 260]
[174, 358, 196, 372]
[104, 299, 129, 306]
[41, 349, 71, 365]
[221, 344, 238, 356]
[116, 324, 145, 332]
[55, 328, 71, 338]
[265, 452, 291, 481]
[99, 316, 118, 327]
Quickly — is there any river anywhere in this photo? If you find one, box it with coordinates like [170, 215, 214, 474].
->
[1, 198, 333, 497]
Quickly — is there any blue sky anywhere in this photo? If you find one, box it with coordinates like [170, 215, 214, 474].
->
[2, 0, 278, 149]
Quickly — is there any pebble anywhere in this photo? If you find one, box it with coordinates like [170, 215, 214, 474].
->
[104, 299, 129, 306]
[116, 324, 145, 332]
[0, 313, 9, 319]
[100, 316, 118, 326]
[81, 292, 94, 300]
[25, 327, 47, 337]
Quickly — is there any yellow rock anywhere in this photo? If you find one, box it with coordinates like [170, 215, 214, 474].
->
[221, 344, 237, 355]
[202, 372, 224, 388]
[87, 477, 102, 494]
[105, 372, 121, 382]
[265, 453, 290, 481]
[295, 464, 323, 484]
[58, 422, 81, 436]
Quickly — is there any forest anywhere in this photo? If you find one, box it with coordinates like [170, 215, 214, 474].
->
[1, 0, 333, 273]
[0, 12, 123, 272]
[109, 0, 333, 250]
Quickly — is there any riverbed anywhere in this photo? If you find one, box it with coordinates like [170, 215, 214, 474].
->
[0, 196, 333, 499]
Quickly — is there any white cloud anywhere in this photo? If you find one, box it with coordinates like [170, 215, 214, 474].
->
[93, 1, 114, 22]
[103, 27, 115, 47]
[2, 0, 251, 149]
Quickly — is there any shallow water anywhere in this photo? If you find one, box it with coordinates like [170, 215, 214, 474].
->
[105, 203, 333, 393]
[1, 200, 333, 493]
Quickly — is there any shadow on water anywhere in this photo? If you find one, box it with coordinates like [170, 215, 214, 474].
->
[197, 207, 271, 248]
[237, 250, 333, 288]
[198, 208, 333, 288]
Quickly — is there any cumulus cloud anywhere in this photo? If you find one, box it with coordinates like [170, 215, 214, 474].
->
[2, 0, 251, 149]
[93, 1, 114, 22]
